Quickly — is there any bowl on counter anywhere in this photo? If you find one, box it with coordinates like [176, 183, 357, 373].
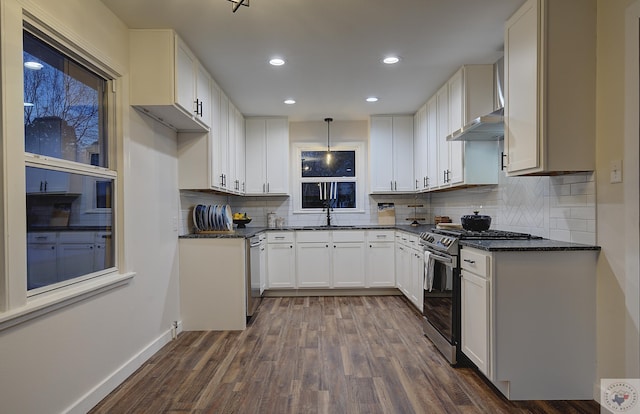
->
[233, 218, 252, 228]
[460, 211, 492, 231]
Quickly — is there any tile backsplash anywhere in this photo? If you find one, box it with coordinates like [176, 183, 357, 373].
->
[179, 171, 596, 245]
[430, 171, 596, 244]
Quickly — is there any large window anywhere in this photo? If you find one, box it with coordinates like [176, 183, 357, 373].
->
[299, 149, 357, 210]
[23, 28, 116, 294]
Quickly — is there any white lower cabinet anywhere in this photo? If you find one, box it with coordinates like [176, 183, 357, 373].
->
[409, 247, 424, 311]
[394, 231, 423, 310]
[365, 230, 395, 287]
[266, 232, 296, 288]
[460, 246, 598, 400]
[460, 248, 491, 377]
[332, 242, 365, 287]
[296, 231, 331, 288]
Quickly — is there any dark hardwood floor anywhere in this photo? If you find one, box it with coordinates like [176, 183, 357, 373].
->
[90, 296, 600, 413]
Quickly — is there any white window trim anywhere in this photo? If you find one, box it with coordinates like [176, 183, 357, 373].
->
[293, 142, 366, 214]
[0, 3, 132, 324]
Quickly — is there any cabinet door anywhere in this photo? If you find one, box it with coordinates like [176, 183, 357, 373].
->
[448, 68, 464, 136]
[461, 269, 490, 376]
[218, 92, 230, 189]
[235, 107, 245, 193]
[426, 97, 439, 190]
[410, 248, 424, 310]
[244, 119, 267, 194]
[395, 244, 410, 296]
[196, 64, 212, 127]
[504, 0, 539, 173]
[210, 83, 223, 188]
[27, 243, 58, 289]
[296, 242, 331, 287]
[413, 106, 427, 191]
[366, 242, 395, 287]
[58, 243, 95, 282]
[228, 103, 238, 192]
[333, 242, 365, 287]
[265, 118, 289, 194]
[259, 244, 267, 294]
[267, 243, 295, 288]
[370, 116, 394, 192]
[392, 116, 414, 192]
[436, 85, 450, 187]
[175, 37, 196, 116]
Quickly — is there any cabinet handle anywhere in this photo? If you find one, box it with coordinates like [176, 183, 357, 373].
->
[370, 244, 373, 248]
[263, 183, 266, 193]
[395, 181, 397, 191]
[415, 179, 419, 190]
[267, 182, 270, 193]
[51, 246, 55, 250]
[390, 181, 394, 191]
[275, 236, 285, 240]
[463, 259, 476, 264]
[376, 235, 386, 238]
[443, 170, 447, 183]
[242, 182, 245, 192]
[501, 152, 507, 170]
[199, 101, 203, 117]
[326, 244, 329, 248]
[290, 245, 293, 248]
[40, 181, 43, 192]
[44, 181, 48, 191]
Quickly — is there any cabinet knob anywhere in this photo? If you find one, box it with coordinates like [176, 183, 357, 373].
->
[463, 259, 476, 264]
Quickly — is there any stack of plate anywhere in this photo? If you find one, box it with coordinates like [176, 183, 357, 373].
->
[192, 204, 233, 232]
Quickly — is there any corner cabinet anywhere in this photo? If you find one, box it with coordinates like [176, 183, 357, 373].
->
[370, 115, 414, 193]
[130, 29, 210, 132]
[245, 117, 290, 195]
[503, 0, 596, 175]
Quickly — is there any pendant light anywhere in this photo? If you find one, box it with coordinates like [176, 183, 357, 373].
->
[324, 117, 333, 165]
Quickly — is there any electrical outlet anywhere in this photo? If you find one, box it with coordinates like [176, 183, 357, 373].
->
[610, 159, 623, 184]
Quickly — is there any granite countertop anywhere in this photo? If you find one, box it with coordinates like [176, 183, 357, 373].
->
[179, 224, 435, 239]
[460, 238, 601, 252]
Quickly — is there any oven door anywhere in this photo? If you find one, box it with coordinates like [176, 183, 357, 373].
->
[422, 249, 459, 364]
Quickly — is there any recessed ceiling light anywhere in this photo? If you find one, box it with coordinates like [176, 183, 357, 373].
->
[24, 61, 43, 70]
[383, 56, 400, 65]
[284, 99, 296, 105]
[269, 58, 285, 66]
[366, 97, 379, 103]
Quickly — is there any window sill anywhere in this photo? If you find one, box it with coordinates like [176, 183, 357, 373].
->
[0, 271, 135, 332]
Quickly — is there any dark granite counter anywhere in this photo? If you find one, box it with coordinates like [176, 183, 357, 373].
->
[460, 238, 601, 252]
[179, 224, 435, 239]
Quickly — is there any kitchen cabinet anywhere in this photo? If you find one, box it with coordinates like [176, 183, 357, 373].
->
[460, 245, 597, 400]
[434, 66, 499, 190]
[413, 104, 429, 191]
[177, 81, 246, 194]
[370, 115, 414, 193]
[503, 0, 596, 175]
[395, 231, 422, 310]
[460, 248, 491, 377]
[425, 96, 439, 190]
[26, 232, 57, 289]
[130, 29, 210, 132]
[245, 117, 290, 195]
[179, 238, 247, 330]
[25, 167, 72, 194]
[332, 231, 365, 288]
[296, 231, 331, 288]
[266, 232, 296, 288]
[365, 230, 395, 287]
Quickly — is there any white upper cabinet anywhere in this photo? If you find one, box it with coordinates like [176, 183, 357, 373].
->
[504, 0, 596, 175]
[130, 29, 211, 132]
[425, 97, 439, 191]
[245, 118, 290, 195]
[370, 115, 414, 193]
[413, 104, 429, 191]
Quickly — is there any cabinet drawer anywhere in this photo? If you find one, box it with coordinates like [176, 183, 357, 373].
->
[58, 231, 95, 243]
[267, 232, 295, 243]
[460, 248, 490, 278]
[27, 232, 57, 243]
[367, 230, 394, 242]
[296, 231, 330, 243]
[332, 230, 365, 242]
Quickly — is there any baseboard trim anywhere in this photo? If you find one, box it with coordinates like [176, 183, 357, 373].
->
[263, 288, 402, 297]
[64, 320, 183, 414]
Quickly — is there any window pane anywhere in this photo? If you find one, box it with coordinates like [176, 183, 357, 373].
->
[23, 30, 108, 167]
[301, 151, 355, 177]
[301, 182, 356, 209]
[26, 167, 114, 290]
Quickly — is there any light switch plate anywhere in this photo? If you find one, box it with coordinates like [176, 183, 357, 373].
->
[610, 159, 623, 183]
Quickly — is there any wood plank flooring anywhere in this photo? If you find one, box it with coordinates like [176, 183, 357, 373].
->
[90, 296, 600, 413]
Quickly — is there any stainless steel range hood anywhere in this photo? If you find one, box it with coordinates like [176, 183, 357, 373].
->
[447, 57, 504, 142]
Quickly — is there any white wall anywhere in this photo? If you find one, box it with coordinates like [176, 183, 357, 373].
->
[0, 0, 181, 412]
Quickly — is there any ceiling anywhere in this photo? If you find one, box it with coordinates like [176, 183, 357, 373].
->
[100, 0, 525, 122]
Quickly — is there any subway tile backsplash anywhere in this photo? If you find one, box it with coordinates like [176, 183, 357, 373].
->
[179, 171, 596, 245]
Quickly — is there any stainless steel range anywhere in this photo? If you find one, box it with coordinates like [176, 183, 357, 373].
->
[419, 228, 538, 364]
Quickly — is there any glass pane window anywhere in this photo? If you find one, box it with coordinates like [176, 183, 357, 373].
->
[26, 167, 115, 291]
[301, 182, 356, 209]
[23, 30, 108, 167]
[301, 150, 355, 178]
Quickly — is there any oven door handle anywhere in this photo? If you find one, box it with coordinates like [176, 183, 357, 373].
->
[426, 250, 453, 264]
